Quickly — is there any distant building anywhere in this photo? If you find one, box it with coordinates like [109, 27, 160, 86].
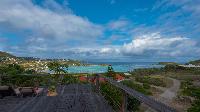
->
[124, 73, 132, 76]
[179, 64, 200, 68]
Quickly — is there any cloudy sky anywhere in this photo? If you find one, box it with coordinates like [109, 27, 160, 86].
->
[0, 0, 200, 62]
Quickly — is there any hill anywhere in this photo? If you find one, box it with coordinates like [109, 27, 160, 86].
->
[188, 60, 200, 65]
[0, 51, 16, 58]
[158, 62, 179, 65]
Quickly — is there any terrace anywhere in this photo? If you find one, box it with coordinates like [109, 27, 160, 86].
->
[0, 74, 176, 112]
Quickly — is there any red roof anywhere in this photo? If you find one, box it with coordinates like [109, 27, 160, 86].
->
[114, 74, 125, 81]
[79, 76, 87, 82]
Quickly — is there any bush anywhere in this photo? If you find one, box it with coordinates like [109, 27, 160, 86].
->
[62, 75, 78, 84]
[121, 80, 152, 95]
[127, 96, 140, 111]
[187, 100, 200, 112]
[143, 83, 151, 89]
[100, 83, 123, 110]
[181, 80, 200, 112]
[131, 68, 162, 76]
[135, 76, 166, 87]
[2, 75, 49, 87]
[100, 83, 141, 111]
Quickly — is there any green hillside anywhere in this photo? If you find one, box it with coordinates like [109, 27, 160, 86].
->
[0, 51, 16, 58]
[188, 60, 200, 65]
[158, 62, 179, 65]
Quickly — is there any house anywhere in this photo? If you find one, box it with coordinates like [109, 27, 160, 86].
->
[114, 74, 125, 82]
[79, 76, 88, 82]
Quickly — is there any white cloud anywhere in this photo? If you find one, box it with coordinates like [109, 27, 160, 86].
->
[50, 33, 200, 59]
[108, 19, 129, 30]
[1, 0, 200, 60]
[121, 33, 199, 57]
[0, 0, 102, 44]
[0, 0, 105, 58]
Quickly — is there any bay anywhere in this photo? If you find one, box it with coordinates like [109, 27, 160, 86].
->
[67, 62, 164, 73]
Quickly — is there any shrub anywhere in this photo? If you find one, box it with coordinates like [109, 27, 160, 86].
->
[2, 75, 49, 87]
[121, 80, 152, 95]
[187, 100, 200, 112]
[135, 76, 166, 87]
[100, 83, 141, 111]
[62, 75, 78, 84]
[143, 83, 151, 89]
[100, 83, 123, 110]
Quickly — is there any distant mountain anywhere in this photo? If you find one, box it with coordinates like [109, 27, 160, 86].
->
[0, 51, 16, 58]
[158, 62, 179, 65]
[187, 60, 200, 65]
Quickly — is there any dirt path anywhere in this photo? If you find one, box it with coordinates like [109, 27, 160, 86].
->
[144, 77, 181, 112]
[159, 77, 181, 104]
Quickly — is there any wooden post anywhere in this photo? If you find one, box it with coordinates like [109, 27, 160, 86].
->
[86, 74, 89, 83]
[121, 91, 128, 112]
[0, 74, 2, 86]
[95, 74, 100, 93]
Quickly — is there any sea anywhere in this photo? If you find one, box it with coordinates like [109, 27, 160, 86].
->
[67, 62, 164, 73]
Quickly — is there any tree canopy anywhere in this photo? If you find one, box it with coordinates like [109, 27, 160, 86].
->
[47, 61, 68, 74]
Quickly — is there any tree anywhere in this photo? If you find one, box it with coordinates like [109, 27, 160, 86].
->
[107, 65, 115, 77]
[25, 69, 36, 74]
[7, 64, 24, 75]
[0, 64, 24, 86]
[47, 61, 69, 96]
[47, 61, 68, 74]
[0, 65, 7, 85]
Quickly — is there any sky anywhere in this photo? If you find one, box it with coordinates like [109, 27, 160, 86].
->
[0, 0, 200, 62]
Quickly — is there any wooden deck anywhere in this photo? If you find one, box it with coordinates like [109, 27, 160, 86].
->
[0, 84, 113, 112]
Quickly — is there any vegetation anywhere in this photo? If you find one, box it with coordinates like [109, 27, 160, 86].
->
[106, 65, 115, 77]
[121, 80, 152, 95]
[62, 75, 78, 84]
[0, 51, 88, 74]
[143, 83, 151, 89]
[180, 80, 200, 112]
[158, 62, 179, 65]
[187, 60, 200, 65]
[135, 76, 167, 87]
[0, 64, 25, 85]
[0, 64, 24, 76]
[1, 75, 49, 87]
[188, 100, 200, 112]
[47, 61, 68, 74]
[0, 51, 16, 58]
[100, 83, 140, 111]
[130, 64, 200, 77]
[131, 68, 163, 76]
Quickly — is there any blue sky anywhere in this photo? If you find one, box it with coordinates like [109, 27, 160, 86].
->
[0, 0, 200, 62]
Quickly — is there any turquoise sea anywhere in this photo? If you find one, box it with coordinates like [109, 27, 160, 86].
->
[67, 62, 164, 73]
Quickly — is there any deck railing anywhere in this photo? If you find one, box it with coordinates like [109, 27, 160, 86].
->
[94, 74, 176, 112]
